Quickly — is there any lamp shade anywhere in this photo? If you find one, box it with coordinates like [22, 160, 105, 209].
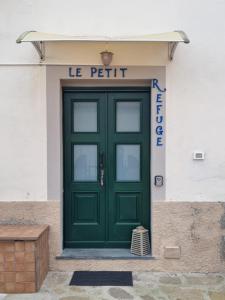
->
[100, 51, 113, 66]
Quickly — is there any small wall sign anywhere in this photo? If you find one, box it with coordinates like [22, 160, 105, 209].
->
[154, 175, 164, 187]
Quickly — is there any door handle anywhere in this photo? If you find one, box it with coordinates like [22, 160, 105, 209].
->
[99, 152, 104, 187]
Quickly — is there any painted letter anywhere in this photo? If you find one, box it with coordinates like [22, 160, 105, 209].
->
[120, 67, 127, 78]
[105, 68, 112, 78]
[76, 67, 82, 77]
[152, 79, 166, 93]
[98, 68, 104, 78]
[156, 93, 162, 102]
[157, 137, 163, 146]
[69, 67, 75, 77]
[156, 116, 163, 123]
[156, 104, 162, 114]
[156, 126, 163, 135]
[91, 67, 97, 77]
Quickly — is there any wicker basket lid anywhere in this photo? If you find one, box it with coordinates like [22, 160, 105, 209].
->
[132, 226, 148, 233]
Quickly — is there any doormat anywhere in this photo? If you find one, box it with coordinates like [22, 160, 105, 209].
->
[69, 271, 133, 286]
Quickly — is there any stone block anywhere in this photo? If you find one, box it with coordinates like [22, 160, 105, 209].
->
[24, 282, 36, 293]
[16, 271, 35, 283]
[15, 252, 25, 264]
[4, 262, 15, 271]
[15, 241, 25, 252]
[24, 252, 35, 263]
[15, 263, 25, 272]
[0, 242, 14, 252]
[25, 241, 35, 252]
[164, 246, 181, 259]
[4, 253, 15, 262]
[5, 282, 15, 293]
[24, 262, 35, 272]
[15, 283, 25, 293]
[4, 272, 16, 282]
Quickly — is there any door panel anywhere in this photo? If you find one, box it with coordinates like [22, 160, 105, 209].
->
[107, 92, 150, 247]
[116, 193, 140, 223]
[63, 89, 150, 248]
[63, 92, 106, 248]
[72, 192, 99, 224]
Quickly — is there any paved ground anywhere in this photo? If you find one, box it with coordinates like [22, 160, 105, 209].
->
[1, 272, 225, 300]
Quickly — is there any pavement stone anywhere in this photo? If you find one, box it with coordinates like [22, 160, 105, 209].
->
[159, 286, 204, 300]
[0, 272, 225, 300]
[184, 274, 225, 286]
[142, 297, 164, 300]
[60, 297, 89, 300]
[140, 296, 156, 300]
[208, 291, 225, 300]
[4, 293, 55, 300]
[108, 287, 134, 299]
[159, 275, 182, 285]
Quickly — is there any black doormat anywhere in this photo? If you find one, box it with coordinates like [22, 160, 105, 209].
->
[69, 271, 133, 286]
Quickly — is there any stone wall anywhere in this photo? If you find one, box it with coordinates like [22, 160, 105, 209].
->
[0, 201, 224, 272]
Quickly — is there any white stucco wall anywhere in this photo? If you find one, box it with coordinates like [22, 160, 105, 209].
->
[0, 66, 47, 201]
[0, 0, 225, 201]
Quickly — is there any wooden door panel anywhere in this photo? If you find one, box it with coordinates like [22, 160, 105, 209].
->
[115, 192, 141, 223]
[63, 92, 107, 248]
[72, 192, 100, 224]
[107, 92, 150, 247]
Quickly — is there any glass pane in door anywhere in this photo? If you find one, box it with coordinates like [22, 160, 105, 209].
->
[73, 102, 97, 132]
[74, 145, 97, 181]
[116, 144, 140, 181]
[116, 101, 140, 132]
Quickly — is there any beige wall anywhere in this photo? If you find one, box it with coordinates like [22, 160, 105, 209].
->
[44, 42, 169, 66]
[0, 201, 224, 272]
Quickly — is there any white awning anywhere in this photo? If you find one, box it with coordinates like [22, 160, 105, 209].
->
[16, 30, 190, 61]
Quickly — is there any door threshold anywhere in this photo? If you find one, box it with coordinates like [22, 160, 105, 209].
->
[56, 248, 154, 260]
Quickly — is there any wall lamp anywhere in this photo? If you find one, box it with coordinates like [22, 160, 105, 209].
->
[100, 50, 113, 66]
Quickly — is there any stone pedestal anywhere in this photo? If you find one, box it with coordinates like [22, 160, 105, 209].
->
[0, 224, 49, 293]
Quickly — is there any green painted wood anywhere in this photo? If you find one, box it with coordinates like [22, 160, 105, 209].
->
[63, 92, 107, 248]
[63, 89, 150, 248]
[107, 92, 150, 248]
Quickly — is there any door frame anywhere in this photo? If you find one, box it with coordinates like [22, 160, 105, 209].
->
[62, 86, 151, 249]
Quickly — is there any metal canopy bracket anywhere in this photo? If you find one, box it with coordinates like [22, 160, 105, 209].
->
[168, 42, 178, 60]
[32, 41, 45, 61]
[169, 30, 190, 60]
[16, 30, 45, 61]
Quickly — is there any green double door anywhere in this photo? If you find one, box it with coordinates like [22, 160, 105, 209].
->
[63, 88, 150, 248]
